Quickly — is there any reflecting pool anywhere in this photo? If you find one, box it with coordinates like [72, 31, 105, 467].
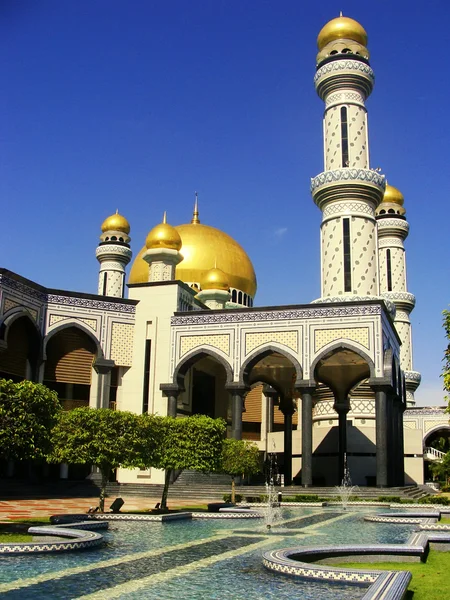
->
[0, 508, 415, 599]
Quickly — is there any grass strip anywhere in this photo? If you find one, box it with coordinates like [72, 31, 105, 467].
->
[0, 533, 34, 543]
[333, 550, 450, 600]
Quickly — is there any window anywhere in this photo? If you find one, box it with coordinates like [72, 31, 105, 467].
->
[386, 249, 392, 291]
[340, 107, 349, 167]
[142, 340, 151, 413]
[343, 218, 351, 292]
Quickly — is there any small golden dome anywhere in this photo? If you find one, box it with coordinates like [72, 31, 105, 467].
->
[145, 213, 182, 251]
[201, 267, 229, 291]
[317, 16, 368, 51]
[382, 184, 404, 206]
[101, 211, 130, 234]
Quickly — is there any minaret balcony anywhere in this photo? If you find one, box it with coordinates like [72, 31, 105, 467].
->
[311, 168, 385, 210]
[377, 217, 409, 239]
[382, 291, 416, 312]
[314, 58, 375, 100]
[95, 244, 132, 263]
[404, 370, 421, 393]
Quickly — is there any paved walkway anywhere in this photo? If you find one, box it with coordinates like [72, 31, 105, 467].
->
[0, 495, 207, 521]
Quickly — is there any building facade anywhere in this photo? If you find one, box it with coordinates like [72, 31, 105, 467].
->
[0, 15, 447, 487]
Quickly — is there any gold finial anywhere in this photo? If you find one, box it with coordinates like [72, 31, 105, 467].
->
[191, 192, 200, 224]
[340, 11, 343, 17]
[115, 208, 119, 214]
[163, 211, 167, 224]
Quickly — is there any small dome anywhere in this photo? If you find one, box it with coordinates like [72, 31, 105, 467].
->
[145, 214, 182, 251]
[382, 184, 404, 206]
[201, 267, 229, 291]
[101, 211, 130, 234]
[317, 16, 368, 51]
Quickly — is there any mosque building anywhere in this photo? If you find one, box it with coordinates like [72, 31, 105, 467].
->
[0, 15, 448, 488]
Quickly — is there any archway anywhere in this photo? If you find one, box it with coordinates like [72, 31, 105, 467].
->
[172, 349, 233, 421]
[240, 346, 302, 485]
[0, 313, 41, 382]
[43, 326, 98, 411]
[423, 425, 450, 483]
[311, 344, 373, 485]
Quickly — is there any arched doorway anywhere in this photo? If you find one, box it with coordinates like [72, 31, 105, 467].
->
[240, 347, 302, 485]
[43, 326, 97, 411]
[312, 346, 373, 485]
[172, 350, 233, 422]
[423, 426, 450, 483]
[0, 314, 40, 382]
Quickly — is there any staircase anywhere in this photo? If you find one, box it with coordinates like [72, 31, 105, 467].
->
[424, 446, 446, 462]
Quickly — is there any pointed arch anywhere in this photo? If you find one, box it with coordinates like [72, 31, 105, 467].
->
[172, 347, 233, 389]
[310, 340, 376, 381]
[0, 308, 41, 344]
[239, 344, 303, 387]
[43, 320, 103, 361]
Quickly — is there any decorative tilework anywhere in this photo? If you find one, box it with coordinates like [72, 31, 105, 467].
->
[110, 322, 134, 366]
[314, 327, 369, 352]
[3, 298, 20, 313]
[3, 298, 38, 321]
[172, 304, 382, 326]
[245, 331, 298, 354]
[180, 334, 230, 357]
[0, 524, 105, 554]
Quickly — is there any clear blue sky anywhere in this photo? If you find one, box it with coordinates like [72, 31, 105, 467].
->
[1, 1, 449, 405]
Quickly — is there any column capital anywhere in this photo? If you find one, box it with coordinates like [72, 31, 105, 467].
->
[93, 358, 115, 375]
[225, 383, 249, 396]
[368, 377, 395, 395]
[294, 379, 317, 393]
[262, 384, 278, 399]
[160, 383, 182, 397]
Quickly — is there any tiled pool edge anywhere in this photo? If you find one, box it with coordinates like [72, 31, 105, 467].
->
[0, 521, 107, 555]
[262, 509, 450, 600]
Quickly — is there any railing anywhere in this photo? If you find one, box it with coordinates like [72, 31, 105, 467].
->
[424, 446, 446, 460]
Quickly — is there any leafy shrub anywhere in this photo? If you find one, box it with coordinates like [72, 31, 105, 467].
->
[293, 494, 321, 502]
[441, 485, 450, 493]
[244, 496, 262, 503]
[223, 494, 242, 503]
[378, 496, 401, 503]
[418, 496, 450, 505]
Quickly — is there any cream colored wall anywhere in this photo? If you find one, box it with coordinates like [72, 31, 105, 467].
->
[118, 283, 182, 485]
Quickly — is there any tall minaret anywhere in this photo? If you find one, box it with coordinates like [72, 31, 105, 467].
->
[96, 211, 132, 298]
[376, 184, 421, 404]
[311, 15, 386, 300]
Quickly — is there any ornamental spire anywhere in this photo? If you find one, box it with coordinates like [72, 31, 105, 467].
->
[191, 191, 200, 224]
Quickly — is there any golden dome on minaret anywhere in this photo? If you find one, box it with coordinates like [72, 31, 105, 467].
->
[317, 15, 368, 51]
[201, 267, 229, 291]
[382, 184, 404, 206]
[101, 210, 130, 234]
[129, 198, 257, 297]
[145, 212, 182, 251]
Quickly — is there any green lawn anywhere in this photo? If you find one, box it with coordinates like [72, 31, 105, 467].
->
[440, 516, 450, 524]
[334, 550, 450, 600]
[0, 533, 34, 543]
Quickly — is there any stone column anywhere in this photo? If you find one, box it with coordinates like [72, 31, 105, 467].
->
[374, 388, 388, 488]
[300, 390, 314, 487]
[280, 399, 295, 486]
[231, 392, 244, 440]
[397, 400, 406, 486]
[160, 384, 182, 417]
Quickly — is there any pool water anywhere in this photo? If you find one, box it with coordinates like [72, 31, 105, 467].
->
[0, 508, 415, 599]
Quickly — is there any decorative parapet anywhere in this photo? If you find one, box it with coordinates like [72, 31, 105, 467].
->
[171, 303, 383, 327]
[382, 291, 415, 311]
[311, 168, 385, 193]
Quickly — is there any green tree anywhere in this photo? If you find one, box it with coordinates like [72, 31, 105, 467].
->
[156, 415, 226, 511]
[443, 308, 450, 405]
[431, 451, 450, 486]
[50, 407, 151, 511]
[221, 438, 261, 503]
[0, 379, 60, 462]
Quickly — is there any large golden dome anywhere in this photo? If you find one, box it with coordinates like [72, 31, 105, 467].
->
[129, 220, 257, 297]
[317, 16, 368, 51]
[101, 211, 130, 234]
